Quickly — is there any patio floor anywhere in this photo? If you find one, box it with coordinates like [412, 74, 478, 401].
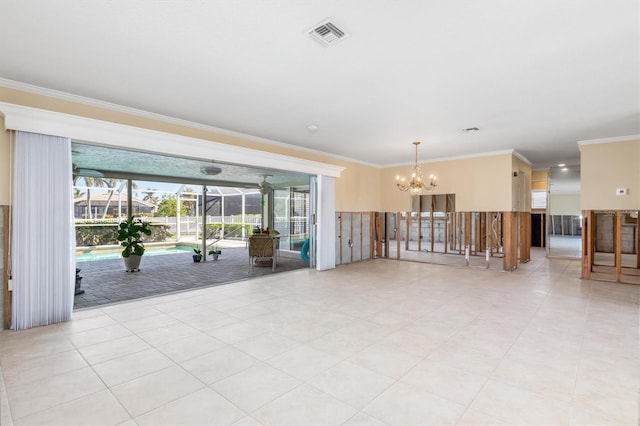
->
[74, 246, 309, 310]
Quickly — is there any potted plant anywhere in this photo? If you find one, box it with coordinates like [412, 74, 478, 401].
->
[208, 246, 222, 260]
[117, 217, 152, 272]
[193, 248, 203, 263]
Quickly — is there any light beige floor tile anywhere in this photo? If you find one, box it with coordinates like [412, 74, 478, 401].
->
[151, 297, 204, 314]
[77, 334, 151, 365]
[570, 403, 638, 426]
[137, 322, 201, 346]
[573, 376, 639, 424]
[55, 314, 117, 333]
[491, 357, 576, 402]
[342, 411, 388, 426]
[364, 381, 466, 426]
[116, 420, 137, 426]
[349, 344, 423, 379]
[381, 329, 440, 357]
[233, 332, 300, 361]
[207, 297, 254, 312]
[175, 309, 241, 332]
[182, 346, 258, 384]
[66, 324, 133, 348]
[0, 332, 75, 364]
[135, 387, 245, 426]
[271, 320, 337, 343]
[266, 345, 342, 381]
[111, 365, 204, 417]
[504, 340, 580, 374]
[68, 308, 106, 320]
[404, 318, 469, 342]
[13, 389, 130, 426]
[223, 302, 277, 320]
[2, 350, 88, 388]
[1, 368, 13, 426]
[103, 305, 162, 323]
[120, 313, 179, 334]
[93, 348, 175, 386]
[206, 321, 269, 344]
[211, 363, 301, 412]
[308, 329, 375, 358]
[306, 360, 394, 409]
[426, 343, 507, 376]
[232, 416, 264, 425]
[6, 367, 105, 420]
[576, 355, 640, 393]
[366, 308, 418, 327]
[456, 409, 511, 425]
[155, 332, 226, 363]
[400, 359, 488, 406]
[252, 384, 357, 426]
[468, 379, 570, 425]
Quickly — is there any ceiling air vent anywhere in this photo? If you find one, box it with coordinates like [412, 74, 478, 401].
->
[306, 19, 350, 47]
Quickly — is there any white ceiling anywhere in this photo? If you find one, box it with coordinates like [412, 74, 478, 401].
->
[1, 0, 638, 169]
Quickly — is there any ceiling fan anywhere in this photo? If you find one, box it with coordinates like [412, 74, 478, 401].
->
[258, 175, 274, 195]
[72, 163, 104, 178]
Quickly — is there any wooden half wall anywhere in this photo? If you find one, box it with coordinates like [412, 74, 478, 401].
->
[581, 210, 640, 284]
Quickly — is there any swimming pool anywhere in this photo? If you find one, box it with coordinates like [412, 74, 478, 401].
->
[76, 245, 193, 262]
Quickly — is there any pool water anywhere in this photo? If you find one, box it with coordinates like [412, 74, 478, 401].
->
[76, 245, 194, 262]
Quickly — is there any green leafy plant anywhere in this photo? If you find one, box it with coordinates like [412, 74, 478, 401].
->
[116, 217, 152, 258]
[208, 246, 222, 255]
[193, 248, 203, 262]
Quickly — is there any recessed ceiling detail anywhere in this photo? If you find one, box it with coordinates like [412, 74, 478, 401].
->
[306, 19, 350, 47]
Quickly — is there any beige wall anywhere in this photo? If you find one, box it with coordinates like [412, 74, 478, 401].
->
[333, 161, 381, 211]
[512, 155, 533, 212]
[531, 170, 548, 191]
[380, 153, 516, 212]
[0, 117, 10, 205]
[0, 87, 382, 211]
[581, 138, 640, 210]
[549, 194, 581, 215]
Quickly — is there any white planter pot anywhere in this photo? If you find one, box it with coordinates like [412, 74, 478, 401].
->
[124, 254, 142, 272]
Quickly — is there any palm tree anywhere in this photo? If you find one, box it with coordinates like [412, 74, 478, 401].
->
[100, 178, 119, 219]
[73, 188, 85, 199]
[142, 189, 159, 205]
[83, 177, 108, 220]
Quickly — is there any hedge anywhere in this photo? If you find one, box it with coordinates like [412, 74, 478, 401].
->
[76, 223, 171, 246]
[205, 223, 253, 239]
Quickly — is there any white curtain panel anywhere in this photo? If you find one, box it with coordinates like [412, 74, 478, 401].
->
[11, 131, 74, 330]
[316, 175, 336, 271]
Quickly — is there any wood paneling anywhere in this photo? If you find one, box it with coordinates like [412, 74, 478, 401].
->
[503, 212, 518, 271]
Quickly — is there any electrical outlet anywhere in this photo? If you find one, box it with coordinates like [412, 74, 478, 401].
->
[616, 188, 628, 196]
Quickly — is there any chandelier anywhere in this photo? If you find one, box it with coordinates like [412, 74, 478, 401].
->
[396, 141, 437, 194]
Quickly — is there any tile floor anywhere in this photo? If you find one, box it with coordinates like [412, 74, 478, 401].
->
[1, 249, 639, 425]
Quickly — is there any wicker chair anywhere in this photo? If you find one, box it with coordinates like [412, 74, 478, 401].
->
[248, 234, 278, 272]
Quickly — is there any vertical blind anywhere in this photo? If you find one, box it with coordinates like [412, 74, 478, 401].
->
[11, 131, 74, 330]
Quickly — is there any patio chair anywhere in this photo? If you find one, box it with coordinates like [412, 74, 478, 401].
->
[248, 234, 278, 272]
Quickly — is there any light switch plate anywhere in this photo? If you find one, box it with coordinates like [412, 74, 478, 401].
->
[616, 188, 628, 195]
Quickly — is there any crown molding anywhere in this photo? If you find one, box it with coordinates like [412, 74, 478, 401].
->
[383, 149, 532, 168]
[0, 101, 345, 178]
[577, 134, 640, 147]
